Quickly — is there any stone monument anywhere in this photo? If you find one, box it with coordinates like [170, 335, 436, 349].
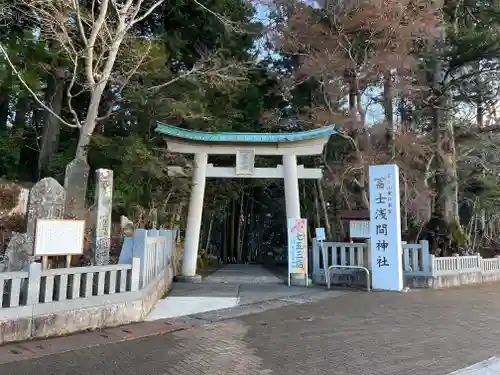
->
[64, 158, 90, 218]
[26, 178, 66, 248]
[93, 169, 113, 265]
[4, 178, 66, 271]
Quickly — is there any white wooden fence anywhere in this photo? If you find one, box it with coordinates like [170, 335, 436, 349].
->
[312, 239, 500, 282]
[430, 254, 500, 275]
[0, 229, 174, 317]
[0, 263, 137, 310]
[312, 239, 430, 281]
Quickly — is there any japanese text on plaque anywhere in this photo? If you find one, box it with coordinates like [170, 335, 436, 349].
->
[373, 174, 394, 268]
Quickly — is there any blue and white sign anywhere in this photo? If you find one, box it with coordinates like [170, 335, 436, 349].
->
[369, 164, 403, 291]
[315, 227, 326, 241]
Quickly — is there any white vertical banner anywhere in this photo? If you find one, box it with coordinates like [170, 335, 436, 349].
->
[368, 164, 403, 291]
[287, 218, 308, 287]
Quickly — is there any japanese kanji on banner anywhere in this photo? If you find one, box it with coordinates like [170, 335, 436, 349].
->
[368, 164, 403, 291]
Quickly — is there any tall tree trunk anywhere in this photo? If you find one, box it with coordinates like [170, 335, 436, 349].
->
[383, 70, 394, 147]
[313, 185, 321, 229]
[3, 96, 30, 178]
[236, 192, 245, 263]
[13, 95, 29, 131]
[430, 29, 460, 226]
[222, 210, 228, 263]
[0, 86, 10, 131]
[347, 75, 370, 209]
[230, 199, 236, 262]
[317, 180, 332, 239]
[249, 188, 255, 261]
[399, 97, 409, 133]
[75, 22, 126, 162]
[205, 214, 214, 255]
[19, 108, 43, 181]
[38, 70, 64, 179]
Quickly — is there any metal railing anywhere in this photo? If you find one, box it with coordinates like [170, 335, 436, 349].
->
[325, 265, 371, 292]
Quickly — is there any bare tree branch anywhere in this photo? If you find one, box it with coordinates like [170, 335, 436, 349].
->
[0, 43, 80, 128]
[4, 0, 252, 161]
[97, 39, 153, 121]
[193, 0, 245, 33]
[131, 0, 166, 26]
[72, 0, 88, 47]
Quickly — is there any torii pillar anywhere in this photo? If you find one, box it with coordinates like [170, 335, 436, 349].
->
[283, 154, 301, 219]
[181, 152, 207, 278]
[156, 123, 336, 282]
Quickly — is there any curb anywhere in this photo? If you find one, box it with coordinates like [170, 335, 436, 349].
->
[0, 319, 191, 364]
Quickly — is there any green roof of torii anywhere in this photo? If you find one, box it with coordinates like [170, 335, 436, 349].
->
[155, 122, 337, 143]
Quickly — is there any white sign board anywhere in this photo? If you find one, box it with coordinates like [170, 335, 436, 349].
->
[315, 227, 326, 241]
[34, 219, 85, 256]
[368, 164, 403, 291]
[349, 220, 370, 238]
[236, 149, 255, 176]
[287, 218, 308, 287]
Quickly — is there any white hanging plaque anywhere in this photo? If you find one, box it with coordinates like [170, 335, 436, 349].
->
[236, 149, 255, 176]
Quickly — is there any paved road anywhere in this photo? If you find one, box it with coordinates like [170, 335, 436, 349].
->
[3, 283, 500, 375]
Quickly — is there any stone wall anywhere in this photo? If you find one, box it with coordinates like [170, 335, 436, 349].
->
[405, 271, 500, 289]
[314, 269, 500, 289]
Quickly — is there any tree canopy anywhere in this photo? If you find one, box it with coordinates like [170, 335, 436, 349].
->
[2, 0, 500, 260]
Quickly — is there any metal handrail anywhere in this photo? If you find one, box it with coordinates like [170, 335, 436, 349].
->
[326, 265, 371, 292]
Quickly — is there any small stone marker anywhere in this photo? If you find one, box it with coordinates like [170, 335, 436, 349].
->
[5, 232, 32, 271]
[26, 178, 66, 254]
[64, 158, 90, 217]
[93, 169, 113, 265]
[120, 215, 135, 237]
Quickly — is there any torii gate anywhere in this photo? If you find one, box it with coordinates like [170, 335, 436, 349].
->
[155, 122, 337, 282]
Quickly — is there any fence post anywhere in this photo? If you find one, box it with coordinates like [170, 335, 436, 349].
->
[158, 229, 170, 270]
[402, 245, 410, 271]
[429, 254, 436, 276]
[132, 229, 148, 288]
[496, 255, 500, 271]
[131, 257, 141, 291]
[477, 253, 483, 272]
[365, 239, 372, 270]
[170, 229, 178, 272]
[453, 253, 459, 271]
[420, 240, 430, 274]
[160, 230, 173, 267]
[148, 229, 161, 278]
[27, 262, 42, 305]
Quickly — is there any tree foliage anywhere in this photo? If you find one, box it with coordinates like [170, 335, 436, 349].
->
[2, 0, 500, 259]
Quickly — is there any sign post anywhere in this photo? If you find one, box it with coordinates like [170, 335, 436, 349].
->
[315, 227, 327, 284]
[287, 218, 308, 287]
[368, 164, 403, 291]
